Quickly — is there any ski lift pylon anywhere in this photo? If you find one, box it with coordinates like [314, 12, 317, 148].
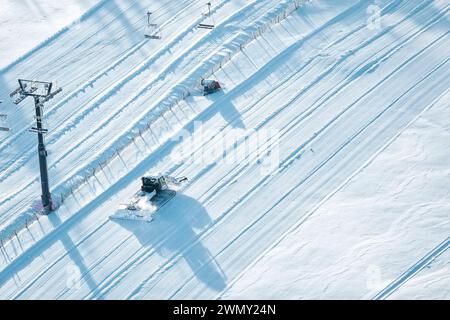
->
[198, 2, 215, 29]
[145, 11, 162, 39]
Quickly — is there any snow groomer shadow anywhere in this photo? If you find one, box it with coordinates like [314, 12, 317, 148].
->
[113, 192, 227, 292]
[201, 78, 245, 129]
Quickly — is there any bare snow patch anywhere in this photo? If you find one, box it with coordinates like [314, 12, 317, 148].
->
[0, 0, 100, 68]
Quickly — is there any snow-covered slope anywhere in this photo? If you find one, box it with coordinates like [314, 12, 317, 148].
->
[0, 0, 101, 69]
[222, 91, 450, 300]
[0, 0, 448, 299]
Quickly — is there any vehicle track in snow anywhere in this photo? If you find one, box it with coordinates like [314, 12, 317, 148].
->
[373, 236, 450, 300]
[184, 0, 448, 208]
[77, 0, 411, 298]
[0, 0, 204, 205]
[118, 1, 448, 298]
[0, 1, 312, 246]
[216, 87, 450, 300]
[0, 0, 268, 225]
[168, 55, 449, 299]
[131, 33, 450, 299]
[18, 26, 450, 298]
[0, 0, 224, 184]
[0, 3, 288, 224]
[22, 0, 450, 298]
[0, 0, 448, 299]
[0, 0, 316, 300]
[0, 0, 366, 296]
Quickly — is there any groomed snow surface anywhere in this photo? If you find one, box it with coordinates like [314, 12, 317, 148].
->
[0, 0, 449, 299]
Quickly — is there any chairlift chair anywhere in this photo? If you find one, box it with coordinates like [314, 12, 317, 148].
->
[145, 23, 162, 39]
[0, 113, 10, 132]
[145, 11, 162, 39]
[198, 2, 215, 29]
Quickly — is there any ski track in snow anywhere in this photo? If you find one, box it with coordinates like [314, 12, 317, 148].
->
[0, 0, 449, 299]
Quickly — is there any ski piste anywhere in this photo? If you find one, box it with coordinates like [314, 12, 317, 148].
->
[0, 0, 448, 300]
[110, 176, 188, 222]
